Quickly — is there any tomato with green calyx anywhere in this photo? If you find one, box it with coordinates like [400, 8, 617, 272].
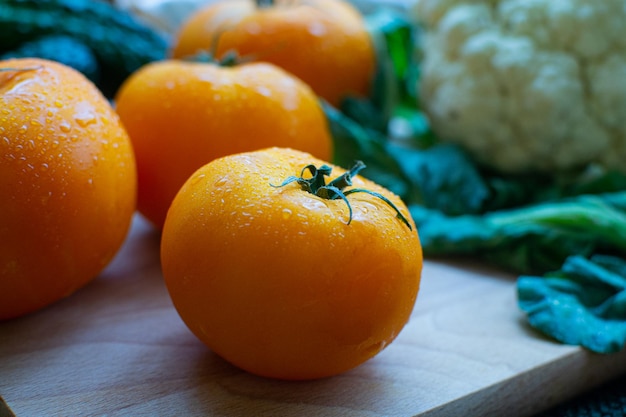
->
[161, 147, 422, 380]
[115, 59, 332, 229]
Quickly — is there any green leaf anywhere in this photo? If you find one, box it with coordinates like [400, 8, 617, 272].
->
[324, 101, 410, 198]
[341, 8, 417, 133]
[365, 8, 416, 105]
[390, 104, 437, 148]
[518, 255, 626, 353]
[411, 192, 626, 274]
[388, 143, 491, 214]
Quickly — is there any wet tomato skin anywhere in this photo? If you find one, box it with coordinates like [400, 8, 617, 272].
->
[161, 147, 423, 380]
[115, 60, 333, 229]
[0, 58, 137, 320]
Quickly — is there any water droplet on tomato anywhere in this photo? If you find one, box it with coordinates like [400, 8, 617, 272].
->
[59, 122, 71, 133]
[75, 111, 96, 127]
[308, 22, 327, 36]
[190, 173, 206, 186]
[301, 198, 328, 211]
[255, 86, 272, 97]
[213, 176, 228, 187]
[358, 201, 378, 215]
[282, 208, 292, 219]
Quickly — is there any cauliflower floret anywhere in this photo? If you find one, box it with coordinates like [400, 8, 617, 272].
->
[413, 0, 626, 174]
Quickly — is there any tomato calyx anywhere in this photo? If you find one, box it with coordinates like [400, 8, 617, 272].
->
[272, 162, 412, 230]
[182, 28, 243, 67]
[187, 50, 241, 67]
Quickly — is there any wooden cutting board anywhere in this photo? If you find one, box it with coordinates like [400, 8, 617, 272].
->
[2, 214, 626, 417]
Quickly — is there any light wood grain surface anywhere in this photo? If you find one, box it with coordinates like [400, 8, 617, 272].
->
[2, 214, 626, 417]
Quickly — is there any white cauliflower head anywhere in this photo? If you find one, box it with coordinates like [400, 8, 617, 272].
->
[413, 0, 626, 174]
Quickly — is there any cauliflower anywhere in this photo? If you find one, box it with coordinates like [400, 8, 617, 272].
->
[412, 0, 626, 174]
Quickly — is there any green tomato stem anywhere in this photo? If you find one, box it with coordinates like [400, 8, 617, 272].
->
[272, 161, 412, 230]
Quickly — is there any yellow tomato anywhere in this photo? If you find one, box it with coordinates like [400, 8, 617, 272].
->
[0, 59, 136, 320]
[115, 59, 333, 229]
[171, 0, 376, 107]
[161, 147, 422, 380]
